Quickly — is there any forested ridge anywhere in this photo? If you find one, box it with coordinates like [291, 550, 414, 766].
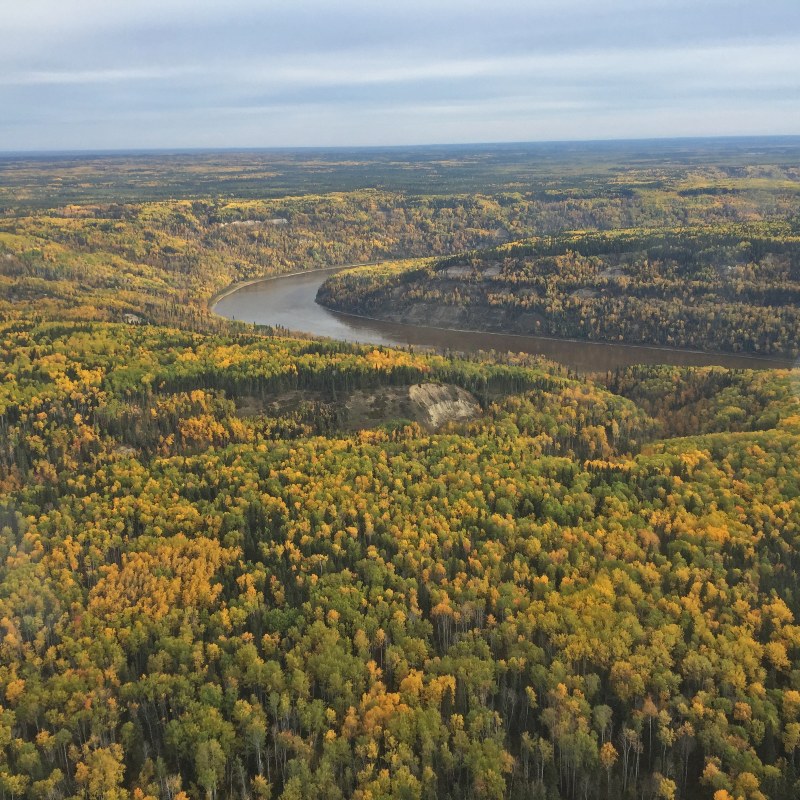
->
[1, 147, 800, 799]
[317, 224, 800, 358]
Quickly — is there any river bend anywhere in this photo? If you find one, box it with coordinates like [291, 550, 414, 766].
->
[213, 267, 795, 374]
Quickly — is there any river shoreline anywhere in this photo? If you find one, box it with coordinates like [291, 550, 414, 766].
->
[211, 267, 797, 373]
[313, 299, 796, 368]
[209, 263, 370, 310]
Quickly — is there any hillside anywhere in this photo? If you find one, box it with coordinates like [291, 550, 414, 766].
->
[317, 224, 800, 359]
[0, 320, 799, 800]
[1, 146, 800, 800]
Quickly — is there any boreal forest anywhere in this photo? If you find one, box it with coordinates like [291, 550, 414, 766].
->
[0, 141, 799, 800]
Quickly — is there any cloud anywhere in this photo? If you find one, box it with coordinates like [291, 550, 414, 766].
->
[0, 0, 798, 149]
[0, 67, 198, 87]
[6, 39, 796, 91]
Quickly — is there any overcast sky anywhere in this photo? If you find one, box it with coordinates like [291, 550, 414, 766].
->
[1, 0, 799, 151]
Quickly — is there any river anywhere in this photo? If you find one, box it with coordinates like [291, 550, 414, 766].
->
[212, 267, 795, 374]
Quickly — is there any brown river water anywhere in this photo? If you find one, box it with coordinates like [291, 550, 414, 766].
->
[212, 267, 796, 374]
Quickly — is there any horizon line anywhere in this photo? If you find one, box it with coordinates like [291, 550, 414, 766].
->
[2, 133, 800, 158]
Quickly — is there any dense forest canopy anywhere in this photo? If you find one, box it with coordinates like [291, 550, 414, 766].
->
[1, 143, 800, 800]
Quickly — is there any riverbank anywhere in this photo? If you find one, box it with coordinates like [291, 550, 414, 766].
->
[315, 298, 796, 368]
[211, 266, 797, 373]
[209, 263, 386, 312]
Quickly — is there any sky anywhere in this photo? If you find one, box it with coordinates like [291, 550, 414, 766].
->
[1, 0, 799, 151]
